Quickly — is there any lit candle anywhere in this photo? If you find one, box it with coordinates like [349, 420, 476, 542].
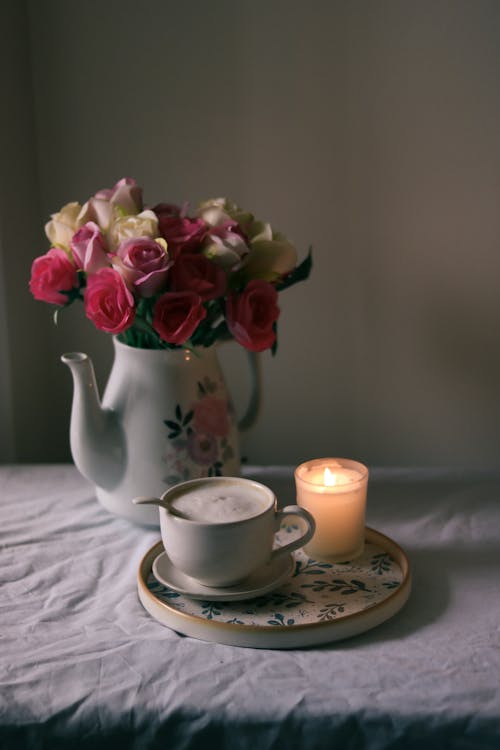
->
[294, 458, 368, 561]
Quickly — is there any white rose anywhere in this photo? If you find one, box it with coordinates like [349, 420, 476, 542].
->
[199, 199, 298, 280]
[203, 231, 249, 270]
[198, 198, 253, 230]
[243, 231, 298, 281]
[45, 202, 84, 250]
[108, 209, 159, 250]
[248, 221, 273, 242]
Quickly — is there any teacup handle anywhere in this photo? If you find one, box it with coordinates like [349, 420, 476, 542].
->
[271, 505, 316, 560]
[237, 351, 261, 432]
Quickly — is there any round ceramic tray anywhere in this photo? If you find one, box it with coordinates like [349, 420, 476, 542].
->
[137, 527, 411, 649]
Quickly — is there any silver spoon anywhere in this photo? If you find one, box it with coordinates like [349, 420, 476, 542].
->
[133, 496, 184, 516]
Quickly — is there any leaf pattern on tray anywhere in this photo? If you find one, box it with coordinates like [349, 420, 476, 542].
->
[146, 535, 404, 629]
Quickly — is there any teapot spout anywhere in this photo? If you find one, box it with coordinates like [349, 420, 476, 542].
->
[61, 352, 124, 490]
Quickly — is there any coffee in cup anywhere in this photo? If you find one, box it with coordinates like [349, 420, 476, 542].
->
[136, 477, 315, 587]
[168, 481, 269, 523]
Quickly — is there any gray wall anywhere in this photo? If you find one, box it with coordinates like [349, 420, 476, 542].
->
[4, 0, 500, 468]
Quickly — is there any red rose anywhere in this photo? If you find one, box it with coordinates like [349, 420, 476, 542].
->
[29, 248, 79, 306]
[153, 203, 207, 255]
[84, 268, 135, 334]
[226, 280, 279, 352]
[152, 291, 206, 345]
[170, 253, 226, 301]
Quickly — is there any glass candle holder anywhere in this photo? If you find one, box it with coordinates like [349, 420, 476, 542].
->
[294, 457, 369, 562]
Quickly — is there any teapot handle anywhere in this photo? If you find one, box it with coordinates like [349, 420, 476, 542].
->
[237, 351, 261, 432]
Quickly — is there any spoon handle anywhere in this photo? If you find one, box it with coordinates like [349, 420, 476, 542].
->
[132, 496, 166, 508]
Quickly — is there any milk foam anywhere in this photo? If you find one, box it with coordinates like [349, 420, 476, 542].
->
[170, 484, 268, 523]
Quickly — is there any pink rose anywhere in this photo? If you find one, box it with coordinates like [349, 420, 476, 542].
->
[170, 253, 226, 301]
[226, 280, 279, 352]
[94, 176, 143, 212]
[70, 222, 109, 273]
[29, 248, 79, 306]
[153, 203, 207, 255]
[114, 237, 171, 297]
[152, 291, 206, 345]
[193, 397, 230, 437]
[107, 177, 143, 214]
[84, 268, 135, 334]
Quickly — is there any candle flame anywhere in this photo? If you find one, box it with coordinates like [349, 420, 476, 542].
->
[324, 467, 337, 486]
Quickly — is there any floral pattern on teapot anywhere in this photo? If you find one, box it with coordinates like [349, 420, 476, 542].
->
[163, 375, 236, 485]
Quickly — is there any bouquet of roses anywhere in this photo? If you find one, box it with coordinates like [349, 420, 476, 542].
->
[29, 178, 311, 352]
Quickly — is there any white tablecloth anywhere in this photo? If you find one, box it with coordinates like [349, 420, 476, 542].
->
[1, 464, 500, 749]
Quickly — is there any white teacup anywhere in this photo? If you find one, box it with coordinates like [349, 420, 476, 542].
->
[135, 476, 315, 587]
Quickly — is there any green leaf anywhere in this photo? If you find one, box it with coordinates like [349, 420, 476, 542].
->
[56, 288, 80, 307]
[164, 420, 180, 431]
[271, 321, 278, 356]
[206, 320, 230, 347]
[175, 405, 182, 421]
[183, 410, 194, 426]
[351, 579, 368, 590]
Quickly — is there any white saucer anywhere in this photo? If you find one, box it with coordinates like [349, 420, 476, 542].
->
[152, 550, 295, 601]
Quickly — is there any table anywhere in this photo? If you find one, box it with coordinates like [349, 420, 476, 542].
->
[1, 464, 500, 749]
